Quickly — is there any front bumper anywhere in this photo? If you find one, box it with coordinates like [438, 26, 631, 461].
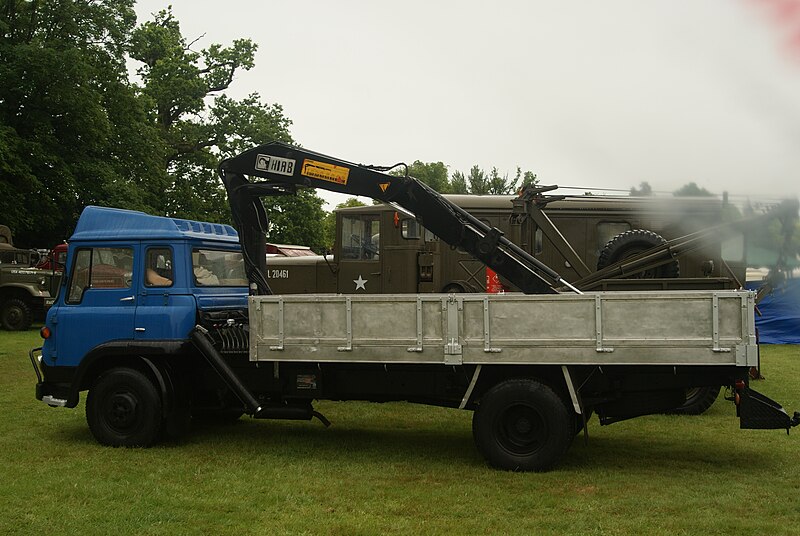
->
[29, 347, 72, 407]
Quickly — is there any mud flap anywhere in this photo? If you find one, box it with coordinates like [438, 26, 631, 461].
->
[738, 387, 800, 433]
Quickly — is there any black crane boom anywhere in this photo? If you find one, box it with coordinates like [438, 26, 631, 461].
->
[219, 142, 578, 296]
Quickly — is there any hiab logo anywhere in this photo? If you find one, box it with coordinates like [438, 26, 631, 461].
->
[255, 154, 296, 177]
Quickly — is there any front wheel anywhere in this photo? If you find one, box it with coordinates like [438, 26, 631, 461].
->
[86, 367, 162, 447]
[0, 298, 32, 331]
[472, 379, 575, 472]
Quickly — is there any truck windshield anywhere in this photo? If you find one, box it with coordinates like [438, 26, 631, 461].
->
[192, 249, 247, 287]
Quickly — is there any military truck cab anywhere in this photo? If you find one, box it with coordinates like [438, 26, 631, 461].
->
[266, 204, 433, 294]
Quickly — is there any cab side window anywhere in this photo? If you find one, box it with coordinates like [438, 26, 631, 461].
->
[341, 215, 380, 260]
[146, 248, 173, 287]
[66, 247, 133, 303]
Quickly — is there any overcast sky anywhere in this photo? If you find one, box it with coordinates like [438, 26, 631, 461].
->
[134, 0, 800, 209]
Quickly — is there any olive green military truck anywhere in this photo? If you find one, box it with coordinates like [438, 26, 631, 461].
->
[263, 190, 751, 296]
[0, 224, 61, 330]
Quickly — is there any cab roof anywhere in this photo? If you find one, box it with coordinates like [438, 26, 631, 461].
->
[70, 206, 240, 243]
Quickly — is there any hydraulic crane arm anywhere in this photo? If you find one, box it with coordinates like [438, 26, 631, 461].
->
[219, 142, 579, 296]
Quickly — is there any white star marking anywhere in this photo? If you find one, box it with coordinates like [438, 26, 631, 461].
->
[353, 275, 367, 290]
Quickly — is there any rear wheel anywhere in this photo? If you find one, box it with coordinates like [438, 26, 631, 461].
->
[472, 379, 574, 472]
[667, 386, 720, 415]
[86, 367, 162, 447]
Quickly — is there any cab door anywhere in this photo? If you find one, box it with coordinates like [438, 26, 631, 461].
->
[381, 213, 428, 293]
[134, 245, 195, 340]
[53, 245, 138, 367]
[336, 212, 382, 293]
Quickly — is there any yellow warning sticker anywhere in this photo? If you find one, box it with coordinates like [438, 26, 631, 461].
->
[301, 159, 350, 185]
[378, 182, 390, 193]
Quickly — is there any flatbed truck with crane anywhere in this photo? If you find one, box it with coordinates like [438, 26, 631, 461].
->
[30, 143, 799, 471]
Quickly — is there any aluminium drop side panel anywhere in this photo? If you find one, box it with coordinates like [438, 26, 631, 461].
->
[249, 291, 757, 367]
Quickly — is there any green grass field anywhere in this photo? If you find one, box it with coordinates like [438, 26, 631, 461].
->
[2, 330, 798, 535]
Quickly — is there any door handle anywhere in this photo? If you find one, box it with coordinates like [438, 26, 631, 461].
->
[120, 296, 135, 302]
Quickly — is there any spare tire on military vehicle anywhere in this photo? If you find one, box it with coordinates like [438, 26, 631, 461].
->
[597, 229, 680, 279]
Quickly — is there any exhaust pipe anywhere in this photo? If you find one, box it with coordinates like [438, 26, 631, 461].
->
[190, 326, 262, 415]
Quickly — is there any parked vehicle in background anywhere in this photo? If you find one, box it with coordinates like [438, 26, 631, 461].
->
[35, 243, 68, 271]
[0, 226, 61, 330]
[263, 192, 749, 296]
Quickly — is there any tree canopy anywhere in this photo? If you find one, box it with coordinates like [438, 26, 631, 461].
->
[398, 162, 538, 195]
[0, 1, 308, 247]
[674, 182, 714, 197]
[1, 1, 540, 251]
[630, 182, 653, 196]
[0, 0, 165, 245]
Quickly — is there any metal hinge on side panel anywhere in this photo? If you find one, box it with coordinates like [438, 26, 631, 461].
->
[483, 297, 501, 353]
[337, 296, 353, 352]
[595, 295, 613, 353]
[711, 293, 731, 353]
[443, 296, 462, 364]
[269, 298, 284, 351]
[407, 297, 424, 353]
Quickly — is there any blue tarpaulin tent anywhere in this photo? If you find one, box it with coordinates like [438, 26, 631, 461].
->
[747, 279, 800, 344]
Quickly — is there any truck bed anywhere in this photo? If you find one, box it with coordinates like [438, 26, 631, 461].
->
[249, 290, 757, 367]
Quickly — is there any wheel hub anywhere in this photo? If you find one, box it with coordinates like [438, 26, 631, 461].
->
[498, 404, 546, 455]
[107, 392, 138, 430]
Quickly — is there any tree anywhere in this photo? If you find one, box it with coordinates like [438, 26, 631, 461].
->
[1, 3, 326, 250]
[405, 161, 450, 193]
[466, 165, 488, 194]
[520, 170, 539, 189]
[393, 159, 538, 196]
[463, 165, 537, 195]
[129, 8, 297, 222]
[450, 170, 468, 194]
[0, 0, 165, 246]
[486, 166, 530, 195]
[129, 8, 328, 249]
[263, 190, 327, 252]
[674, 182, 714, 197]
[630, 182, 653, 196]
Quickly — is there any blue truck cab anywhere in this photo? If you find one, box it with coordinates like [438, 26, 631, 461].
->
[32, 206, 249, 441]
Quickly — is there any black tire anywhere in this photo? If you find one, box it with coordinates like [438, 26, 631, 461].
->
[597, 229, 679, 278]
[86, 367, 162, 447]
[666, 386, 720, 415]
[0, 298, 32, 331]
[472, 379, 575, 472]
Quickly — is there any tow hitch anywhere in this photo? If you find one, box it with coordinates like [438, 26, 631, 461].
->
[734, 381, 800, 434]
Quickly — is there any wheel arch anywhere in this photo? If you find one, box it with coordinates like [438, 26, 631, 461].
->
[68, 340, 190, 407]
[469, 365, 575, 411]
